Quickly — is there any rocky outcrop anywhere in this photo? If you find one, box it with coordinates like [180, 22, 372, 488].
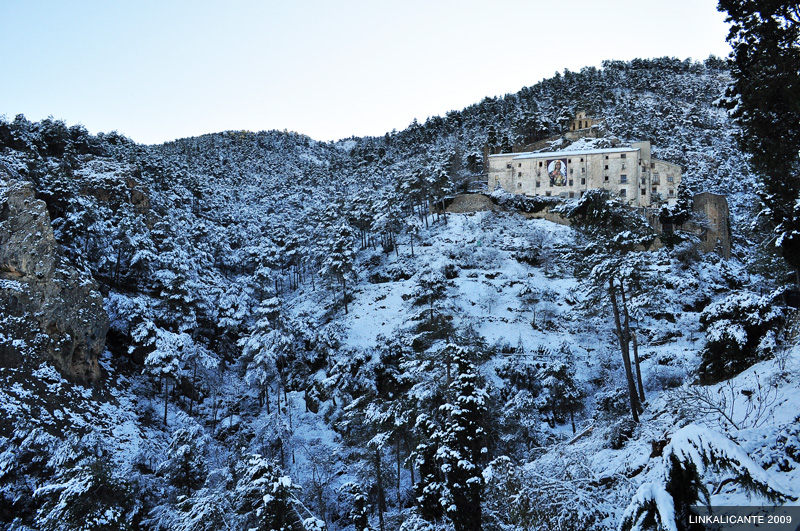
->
[0, 178, 108, 384]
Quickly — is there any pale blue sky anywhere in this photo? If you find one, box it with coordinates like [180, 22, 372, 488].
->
[0, 0, 732, 145]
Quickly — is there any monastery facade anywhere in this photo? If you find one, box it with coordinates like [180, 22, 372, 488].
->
[487, 140, 681, 207]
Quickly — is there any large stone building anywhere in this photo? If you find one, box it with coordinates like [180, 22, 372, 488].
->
[487, 140, 681, 207]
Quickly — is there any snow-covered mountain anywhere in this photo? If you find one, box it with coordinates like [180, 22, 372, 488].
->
[1, 57, 798, 531]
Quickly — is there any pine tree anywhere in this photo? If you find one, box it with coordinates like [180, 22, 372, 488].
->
[413, 415, 445, 522]
[435, 348, 489, 531]
[34, 449, 138, 531]
[564, 191, 655, 423]
[239, 295, 293, 412]
[234, 454, 301, 531]
[537, 346, 585, 433]
[718, 0, 800, 284]
[320, 221, 357, 314]
[160, 426, 208, 498]
[339, 483, 371, 531]
[412, 270, 448, 322]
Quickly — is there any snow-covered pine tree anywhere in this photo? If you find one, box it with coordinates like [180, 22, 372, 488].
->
[240, 294, 293, 412]
[159, 426, 208, 498]
[435, 347, 489, 531]
[234, 454, 303, 531]
[320, 221, 357, 314]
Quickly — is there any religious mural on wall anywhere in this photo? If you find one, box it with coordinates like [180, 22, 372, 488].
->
[548, 159, 567, 186]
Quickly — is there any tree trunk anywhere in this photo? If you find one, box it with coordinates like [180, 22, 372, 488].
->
[404, 436, 416, 485]
[619, 280, 645, 411]
[396, 437, 402, 509]
[163, 377, 169, 426]
[446, 347, 452, 387]
[631, 328, 646, 403]
[375, 447, 386, 531]
[608, 279, 640, 422]
[189, 360, 197, 416]
[342, 277, 348, 314]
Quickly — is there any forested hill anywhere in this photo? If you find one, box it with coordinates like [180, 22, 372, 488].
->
[1, 57, 798, 531]
[149, 56, 751, 224]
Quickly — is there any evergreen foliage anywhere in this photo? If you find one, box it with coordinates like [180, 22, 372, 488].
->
[718, 0, 800, 284]
[697, 290, 784, 384]
[1, 56, 796, 531]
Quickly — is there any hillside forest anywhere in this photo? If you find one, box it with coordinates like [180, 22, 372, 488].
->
[1, 55, 800, 531]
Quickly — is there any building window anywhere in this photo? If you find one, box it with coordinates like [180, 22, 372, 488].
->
[518, 172, 522, 177]
[621, 163, 626, 169]
[605, 155, 609, 160]
[641, 177, 646, 184]
[568, 159, 572, 163]
[604, 165, 609, 170]
[620, 188, 627, 197]
[569, 191, 575, 198]
[652, 186, 657, 194]
[545, 191, 551, 196]
[518, 163, 522, 167]
[506, 164, 512, 169]
[641, 188, 646, 195]
[580, 158, 584, 162]
[669, 189, 675, 197]
[518, 182, 522, 188]
[570, 168, 574, 174]
[535, 181, 540, 188]
[620, 175, 627, 183]
[581, 177, 586, 185]
[667, 175, 674, 182]
[539, 161, 543, 167]
[581, 168, 585, 173]
[650, 162, 655, 169]
[604, 175, 609, 182]
[621, 153, 626, 159]
[568, 179, 573, 186]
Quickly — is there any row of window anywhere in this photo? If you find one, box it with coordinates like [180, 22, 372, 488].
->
[519, 184, 676, 199]
[608, 188, 676, 198]
[506, 173, 674, 188]
[509, 162, 674, 181]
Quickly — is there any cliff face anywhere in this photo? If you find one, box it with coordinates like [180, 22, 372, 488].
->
[0, 178, 108, 384]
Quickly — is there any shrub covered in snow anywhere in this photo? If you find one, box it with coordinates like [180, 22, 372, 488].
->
[697, 290, 784, 384]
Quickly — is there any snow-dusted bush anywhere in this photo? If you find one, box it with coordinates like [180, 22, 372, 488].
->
[483, 453, 618, 531]
[34, 457, 139, 531]
[606, 418, 637, 450]
[619, 424, 794, 531]
[441, 262, 459, 279]
[594, 386, 631, 420]
[773, 419, 800, 472]
[697, 290, 784, 384]
[647, 354, 687, 391]
[158, 426, 209, 497]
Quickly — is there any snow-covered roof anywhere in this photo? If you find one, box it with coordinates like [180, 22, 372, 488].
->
[487, 146, 639, 160]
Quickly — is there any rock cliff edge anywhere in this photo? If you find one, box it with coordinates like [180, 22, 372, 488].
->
[0, 178, 108, 384]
